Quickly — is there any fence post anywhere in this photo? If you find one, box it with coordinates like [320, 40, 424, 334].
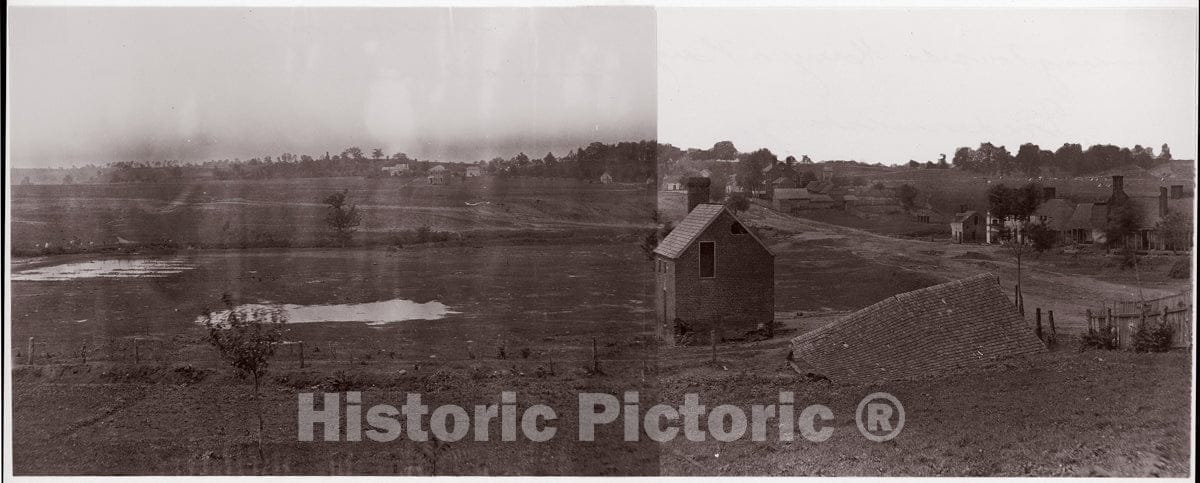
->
[1048, 310, 1056, 346]
[299, 341, 305, 368]
[1107, 308, 1116, 348]
[1160, 305, 1171, 347]
[1035, 308, 1043, 341]
[27, 337, 34, 365]
[1085, 309, 1092, 334]
[591, 337, 598, 374]
[710, 329, 717, 363]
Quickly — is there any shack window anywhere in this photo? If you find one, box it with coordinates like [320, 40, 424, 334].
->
[699, 241, 716, 278]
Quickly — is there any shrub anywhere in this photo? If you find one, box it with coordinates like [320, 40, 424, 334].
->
[324, 370, 369, 391]
[1168, 259, 1190, 279]
[1132, 322, 1175, 353]
[171, 364, 211, 385]
[1079, 326, 1118, 351]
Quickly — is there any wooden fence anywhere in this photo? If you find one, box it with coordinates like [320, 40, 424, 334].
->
[1086, 290, 1193, 349]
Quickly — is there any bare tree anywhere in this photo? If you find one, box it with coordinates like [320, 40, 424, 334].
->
[998, 225, 1032, 316]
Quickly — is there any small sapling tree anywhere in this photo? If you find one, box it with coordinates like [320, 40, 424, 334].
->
[202, 293, 286, 463]
[323, 189, 363, 246]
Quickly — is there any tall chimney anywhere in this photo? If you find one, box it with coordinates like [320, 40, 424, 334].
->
[958, 204, 968, 213]
[1171, 185, 1184, 199]
[1111, 175, 1124, 193]
[1160, 187, 1169, 218]
[1043, 186, 1056, 200]
[685, 177, 712, 213]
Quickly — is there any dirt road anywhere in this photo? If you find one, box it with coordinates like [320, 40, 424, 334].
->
[741, 204, 1189, 332]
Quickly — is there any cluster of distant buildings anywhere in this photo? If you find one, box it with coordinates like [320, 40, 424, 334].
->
[380, 162, 482, 184]
[952, 175, 1193, 251]
[664, 162, 935, 224]
[381, 162, 627, 185]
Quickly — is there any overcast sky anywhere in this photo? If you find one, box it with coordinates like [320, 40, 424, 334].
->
[659, 8, 1198, 164]
[7, 7, 656, 167]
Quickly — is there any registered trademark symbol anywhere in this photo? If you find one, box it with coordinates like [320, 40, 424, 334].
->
[856, 392, 905, 442]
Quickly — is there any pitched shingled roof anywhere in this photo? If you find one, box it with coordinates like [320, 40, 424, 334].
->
[952, 210, 979, 224]
[654, 204, 771, 259]
[789, 273, 1044, 382]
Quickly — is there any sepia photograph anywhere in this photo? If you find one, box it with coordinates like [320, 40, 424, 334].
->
[4, 1, 1197, 479]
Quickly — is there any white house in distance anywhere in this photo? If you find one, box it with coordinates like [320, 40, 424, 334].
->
[428, 165, 448, 185]
[465, 165, 482, 177]
[600, 171, 614, 184]
[382, 163, 410, 176]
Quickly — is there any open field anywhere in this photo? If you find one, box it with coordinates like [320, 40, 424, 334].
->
[7, 182, 1194, 476]
[9, 176, 657, 253]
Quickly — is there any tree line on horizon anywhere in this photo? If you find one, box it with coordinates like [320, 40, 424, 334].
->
[24, 141, 659, 184]
[952, 142, 1176, 176]
[18, 139, 1183, 186]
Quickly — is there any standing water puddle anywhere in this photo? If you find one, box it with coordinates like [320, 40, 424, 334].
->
[196, 299, 459, 326]
[11, 258, 196, 281]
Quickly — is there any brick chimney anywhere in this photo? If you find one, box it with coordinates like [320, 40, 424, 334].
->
[685, 177, 712, 213]
[1171, 185, 1184, 199]
[1107, 175, 1129, 206]
[1160, 187, 1169, 218]
[1043, 186, 1056, 200]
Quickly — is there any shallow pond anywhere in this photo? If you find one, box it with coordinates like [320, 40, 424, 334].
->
[11, 258, 196, 281]
[195, 298, 459, 326]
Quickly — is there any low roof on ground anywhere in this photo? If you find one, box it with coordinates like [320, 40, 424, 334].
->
[789, 273, 1045, 382]
[773, 188, 811, 200]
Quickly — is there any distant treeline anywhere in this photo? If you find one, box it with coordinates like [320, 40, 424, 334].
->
[19, 141, 658, 185]
[481, 141, 656, 182]
[952, 142, 1176, 176]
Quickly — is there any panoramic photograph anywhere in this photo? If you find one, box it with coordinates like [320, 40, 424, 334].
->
[4, 3, 1197, 479]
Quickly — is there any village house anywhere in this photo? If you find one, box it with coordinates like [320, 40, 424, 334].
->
[723, 174, 739, 196]
[1121, 183, 1194, 250]
[427, 165, 448, 185]
[381, 163, 410, 176]
[821, 165, 834, 181]
[600, 171, 614, 184]
[909, 207, 942, 224]
[950, 209, 985, 243]
[465, 165, 482, 177]
[985, 176, 1193, 250]
[655, 177, 775, 345]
